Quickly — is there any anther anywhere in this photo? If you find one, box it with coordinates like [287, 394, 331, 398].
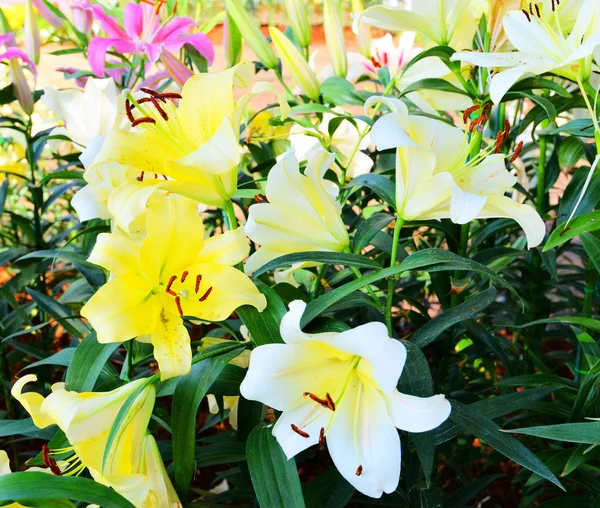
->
[131, 117, 156, 128]
[158, 92, 182, 101]
[494, 131, 504, 153]
[325, 392, 336, 411]
[504, 119, 511, 139]
[181, 270, 189, 283]
[253, 193, 269, 204]
[468, 115, 488, 133]
[165, 275, 177, 296]
[42, 444, 62, 476]
[125, 99, 135, 123]
[266, 408, 276, 423]
[462, 104, 480, 124]
[140, 87, 167, 102]
[319, 427, 325, 446]
[529, 3, 534, 15]
[162, 174, 168, 180]
[356, 465, 363, 476]
[534, 3, 541, 17]
[481, 103, 491, 117]
[198, 286, 213, 302]
[149, 96, 169, 120]
[371, 56, 382, 69]
[195, 274, 202, 293]
[137, 171, 145, 182]
[304, 392, 329, 408]
[552, 0, 555, 11]
[510, 140, 523, 163]
[291, 424, 310, 438]
[175, 296, 183, 316]
[522, 9, 531, 21]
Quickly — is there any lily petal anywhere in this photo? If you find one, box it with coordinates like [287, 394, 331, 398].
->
[150, 310, 192, 380]
[10, 374, 55, 429]
[385, 390, 451, 432]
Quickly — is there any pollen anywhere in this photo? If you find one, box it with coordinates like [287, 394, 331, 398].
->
[325, 392, 336, 411]
[356, 465, 363, 476]
[319, 427, 325, 446]
[165, 275, 177, 296]
[131, 117, 157, 128]
[522, 9, 531, 21]
[291, 424, 310, 438]
[198, 286, 213, 302]
[42, 444, 62, 476]
[195, 274, 202, 294]
[462, 104, 480, 124]
[181, 270, 189, 283]
[175, 295, 183, 316]
[468, 115, 488, 133]
[510, 140, 524, 163]
[304, 391, 329, 408]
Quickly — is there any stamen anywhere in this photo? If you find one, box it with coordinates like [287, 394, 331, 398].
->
[468, 115, 488, 133]
[158, 92, 182, 101]
[291, 424, 310, 438]
[535, 3, 541, 18]
[266, 408, 276, 423]
[510, 140, 523, 163]
[304, 392, 329, 408]
[131, 117, 156, 128]
[42, 444, 62, 476]
[198, 286, 213, 302]
[181, 270, 189, 283]
[325, 392, 336, 411]
[319, 427, 325, 446]
[162, 174, 168, 180]
[125, 99, 135, 123]
[165, 275, 177, 296]
[137, 171, 145, 182]
[552, 0, 555, 11]
[356, 465, 363, 476]
[481, 103, 491, 117]
[522, 9, 531, 21]
[195, 274, 202, 293]
[253, 193, 269, 204]
[462, 104, 480, 124]
[371, 56, 382, 69]
[504, 119, 511, 139]
[149, 96, 169, 121]
[529, 3, 534, 15]
[494, 131, 504, 153]
[175, 295, 183, 316]
[140, 87, 167, 102]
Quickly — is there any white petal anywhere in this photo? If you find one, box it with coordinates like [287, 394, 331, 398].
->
[272, 402, 332, 458]
[385, 390, 451, 432]
[450, 182, 488, 224]
[370, 112, 418, 151]
[327, 375, 401, 498]
[280, 300, 312, 343]
[79, 135, 105, 169]
[71, 184, 110, 222]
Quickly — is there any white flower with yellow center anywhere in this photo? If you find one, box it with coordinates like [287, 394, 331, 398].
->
[240, 300, 451, 498]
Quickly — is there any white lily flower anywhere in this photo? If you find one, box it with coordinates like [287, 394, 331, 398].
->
[368, 96, 545, 248]
[290, 108, 373, 179]
[354, 0, 480, 49]
[245, 148, 350, 284]
[42, 78, 124, 148]
[451, 0, 600, 103]
[240, 300, 451, 498]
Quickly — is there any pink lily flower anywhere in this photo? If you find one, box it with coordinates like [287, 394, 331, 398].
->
[0, 33, 36, 114]
[0, 33, 37, 75]
[88, 2, 215, 77]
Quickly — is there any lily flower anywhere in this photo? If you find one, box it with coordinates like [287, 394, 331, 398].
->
[81, 196, 266, 380]
[354, 0, 480, 49]
[89, 1, 214, 77]
[138, 434, 182, 508]
[42, 78, 124, 149]
[368, 96, 545, 248]
[451, 0, 600, 103]
[55, 0, 94, 35]
[241, 300, 451, 498]
[245, 148, 350, 285]
[91, 62, 287, 209]
[10, 374, 174, 507]
[0, 33, 36, 115]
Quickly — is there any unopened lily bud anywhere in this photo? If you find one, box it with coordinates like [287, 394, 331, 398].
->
[323, 0, 347, 78]
[71, 1, 93, 35]
[223, 11, 242, 68]
[352, 0, 371, 58]
[224, 0, 278, 69]
[285, 0, 311, 48]
[24, 0, 40, 65]
[269, 27, 320, 100]
[10, 60, 34, 115]
[160, 49, 193, 87]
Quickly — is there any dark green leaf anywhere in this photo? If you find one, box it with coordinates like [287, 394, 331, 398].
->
[544, 210, 600, 250]
[65, 332, 120, 392]
[348, 174, 396, 209]
[353, 213, 394, 252]
[26, 288, 89, 338]
[238, 284, 287, 345]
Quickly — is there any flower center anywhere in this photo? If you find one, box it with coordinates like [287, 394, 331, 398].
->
[42, 444, 86, 477]
[163, 270, 214, 316]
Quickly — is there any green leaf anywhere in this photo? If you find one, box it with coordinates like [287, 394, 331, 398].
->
[450, 401, 563, 489]
[519, 316, 600, 333]
[301, 248, 517, 326]
[321, 77, 364, 106]
[238, 284, 287, 345]
[0, 418, 51, 437]
[401, 45, 455, 74]
[352, 213, 394, 253]
[542, 119, 596, 138]
[247, 425, 306, 508]
[40, 169, 84, 185]
[505, 91, 556, 121]
[411, 287, 496, 348]
[0, 473, 135, 507]
[251, 251, 380, 278]
[195, 441, 247, 467]
[24, 347, 75, 370]
[348, 174, 396, 209]
[26, 288, 89, 339]
[65, 332, 120, 392]
[496, 374, 577, 390]
[400, 78, 469, 98]
[444, 475, 503, 508]
[172, 346, 244, 500]
[581, 233, 600, 274]
[544, 210, 600, 250]
[510, 422, 600, 445]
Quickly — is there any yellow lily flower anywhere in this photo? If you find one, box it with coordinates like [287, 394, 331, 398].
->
[81, 196, 266, 380]
[0, 142, 28, 180]
[241, 300, 451, 498]
[367, 96, 545, 248]
[245, 147, 349, 285]
[138, 434, 182, 508]
[10, 374, 171, 507]
[452, 0, 600, 103]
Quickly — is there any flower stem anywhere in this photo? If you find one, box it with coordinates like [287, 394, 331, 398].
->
[450, 222, 470, 307]
[310, 264, 326, 300]
[385, 217, 404, 335]
[224, 200, 238, 231]
[576, 268, 595, 383]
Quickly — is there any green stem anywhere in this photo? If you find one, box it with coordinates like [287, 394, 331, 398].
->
[275, 68, 296, 100]
[536, 126, 549, 215]
[224, 200, 238, 231]
[310, 264, 327, 300]
[576, 270, 595, 383]
[385, 217, 405, 335]
[450, 223, 470, 307]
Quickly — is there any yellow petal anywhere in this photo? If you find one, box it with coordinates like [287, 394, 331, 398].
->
[81, 273, 161, 344]
[0, 450, 12, 475]
[87, 232, 143, 276]
[10, 374, 55, 429]
[196, 228, 249, 266]
[138, 434, 181, 507]
[150, 310, 192, 380]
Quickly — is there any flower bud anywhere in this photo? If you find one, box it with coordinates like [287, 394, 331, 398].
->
[285, 0, 311, 48]
[269, 27, 320, 100]
[24, 0, 40, 65]
[10, 60, 34, 115]
[71, 0, 93, 35]
[223, 11, 242, 68]
[160, 49, 193, 87]
[352, 0, 371, 59]
[323, 0, 347, 78]
[224, 0, 279, 70]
